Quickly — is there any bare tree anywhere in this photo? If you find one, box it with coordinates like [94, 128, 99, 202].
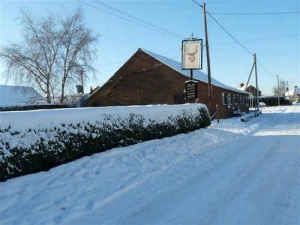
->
[273, 79, 286, 97]
[0, 10, 60, 103]
[0, 7, 98, 103]
[59, 8, 98, 103]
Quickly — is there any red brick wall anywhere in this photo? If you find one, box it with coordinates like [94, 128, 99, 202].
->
[86, 50, 249, 118]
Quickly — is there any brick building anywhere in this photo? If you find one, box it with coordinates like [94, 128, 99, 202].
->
[86, 49, 250, 118]
[239, 83, 262, 97]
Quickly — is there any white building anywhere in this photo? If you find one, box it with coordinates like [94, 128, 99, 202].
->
[285, 86, 300, 101]
[0, 85, 44, 106]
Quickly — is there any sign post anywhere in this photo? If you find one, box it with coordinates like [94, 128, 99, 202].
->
[182, 35, 203, 101]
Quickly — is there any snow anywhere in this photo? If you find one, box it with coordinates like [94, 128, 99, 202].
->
[1, 104, 300, 225]
[0, 104, 202, 131]
[285, 86, 300, 97]
[0, 85, 44, 106]
[141, 48, 249, 94]
[0, 104, 205, 160]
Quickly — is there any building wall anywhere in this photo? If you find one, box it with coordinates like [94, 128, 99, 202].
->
[208, 86, 249, 119]
[86, 50, 249, 118]
[87, 51, 188, 106]
[246, 85, 261, 96]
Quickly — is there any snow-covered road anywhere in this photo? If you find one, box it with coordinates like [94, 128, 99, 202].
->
[1, 105, 300, 225]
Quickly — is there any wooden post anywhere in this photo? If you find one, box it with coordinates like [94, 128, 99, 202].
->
[216, 104, 219, 123]
[254, 53, 259, 116]
[202, 2, 213, 114]
[277, 75, 280, 106]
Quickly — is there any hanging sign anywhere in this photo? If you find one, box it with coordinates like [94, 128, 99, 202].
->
[182, 39, 203, 70]
[185, 80, 198, 100]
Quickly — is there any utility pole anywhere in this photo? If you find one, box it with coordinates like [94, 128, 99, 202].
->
[254, 53, 259, 115]
[192, 1, 213, 114]
[277, 75, 280, 106]
[200, 2, 213, 114]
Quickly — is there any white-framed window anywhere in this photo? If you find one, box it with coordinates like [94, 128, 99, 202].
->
[222, 92, 226, 105]
[246, 96, 249, 106]
[232, 94, 238, 109]
[226, 93, 231, 108]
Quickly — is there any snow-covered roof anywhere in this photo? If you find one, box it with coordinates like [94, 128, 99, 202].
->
[285, 86, 300, 97]
[0, 85, 44, 106]
[237, 84, 259, 92]
[285, 90, 295, 96]
[141, 49, 249, 94]
[237, 85, 249, 91]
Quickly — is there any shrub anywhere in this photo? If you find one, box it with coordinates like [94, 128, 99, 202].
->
[0, 107, 210, 182]
[259, 96, 292, 106]
[0, 104, 70, 112]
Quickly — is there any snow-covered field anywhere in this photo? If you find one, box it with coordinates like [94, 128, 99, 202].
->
[1, 104, 300, 225]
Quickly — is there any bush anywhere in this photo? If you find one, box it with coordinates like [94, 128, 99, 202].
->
[0, 104, 70, 112]
[259, 96, 292, 106]
[0, 107, 210, 182]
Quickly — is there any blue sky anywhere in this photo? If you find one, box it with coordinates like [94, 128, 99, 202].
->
[0, 0, 299, 96]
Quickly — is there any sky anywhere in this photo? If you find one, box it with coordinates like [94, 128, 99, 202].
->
[0, 0, 299, 96]
[1, 103, 300, 224]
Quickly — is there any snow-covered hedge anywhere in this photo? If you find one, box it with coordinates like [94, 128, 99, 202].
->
[0, 104, 70, 112]
[0, 104, 210, 182]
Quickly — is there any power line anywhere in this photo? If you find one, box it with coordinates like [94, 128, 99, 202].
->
[257, 60, 277, 77]
[211, 33, 300, 46]
[82, 0, 288, 82]
[95, 32, 299, 66]
[210, 11, 300, 16]
[78, 0, 185, 39]
[197, 3, 278, 82]
[92, 0, 185, 39]
[206, 11, 253, 55]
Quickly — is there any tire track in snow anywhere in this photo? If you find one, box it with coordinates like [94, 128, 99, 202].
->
[1, 105, 299, 225]
[96, 106, 300, 225]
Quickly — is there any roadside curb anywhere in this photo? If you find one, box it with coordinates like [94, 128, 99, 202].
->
[240, 110, 262, 122]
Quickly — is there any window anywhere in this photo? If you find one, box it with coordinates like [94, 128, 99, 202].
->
[226, 93, 231, 108]
[223, 92, 235, 108]
[246, 96, 249, 106]
[222, 92, 226, 105]
[232, 94, 238, 110]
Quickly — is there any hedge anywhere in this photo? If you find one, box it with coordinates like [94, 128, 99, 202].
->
[0, 104, 70, 112]
[0, 107, 210, 182]
[259, 96, 292, 106]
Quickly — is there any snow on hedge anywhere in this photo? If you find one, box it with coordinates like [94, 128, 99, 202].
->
[0, 104, 205, 131]
[0, 103, 208, 161]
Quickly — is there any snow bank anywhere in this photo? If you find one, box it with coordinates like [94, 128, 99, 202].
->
[0, 104, 205, 131]
[1, 105, 299, 225]
[0, 103, 210, 181]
